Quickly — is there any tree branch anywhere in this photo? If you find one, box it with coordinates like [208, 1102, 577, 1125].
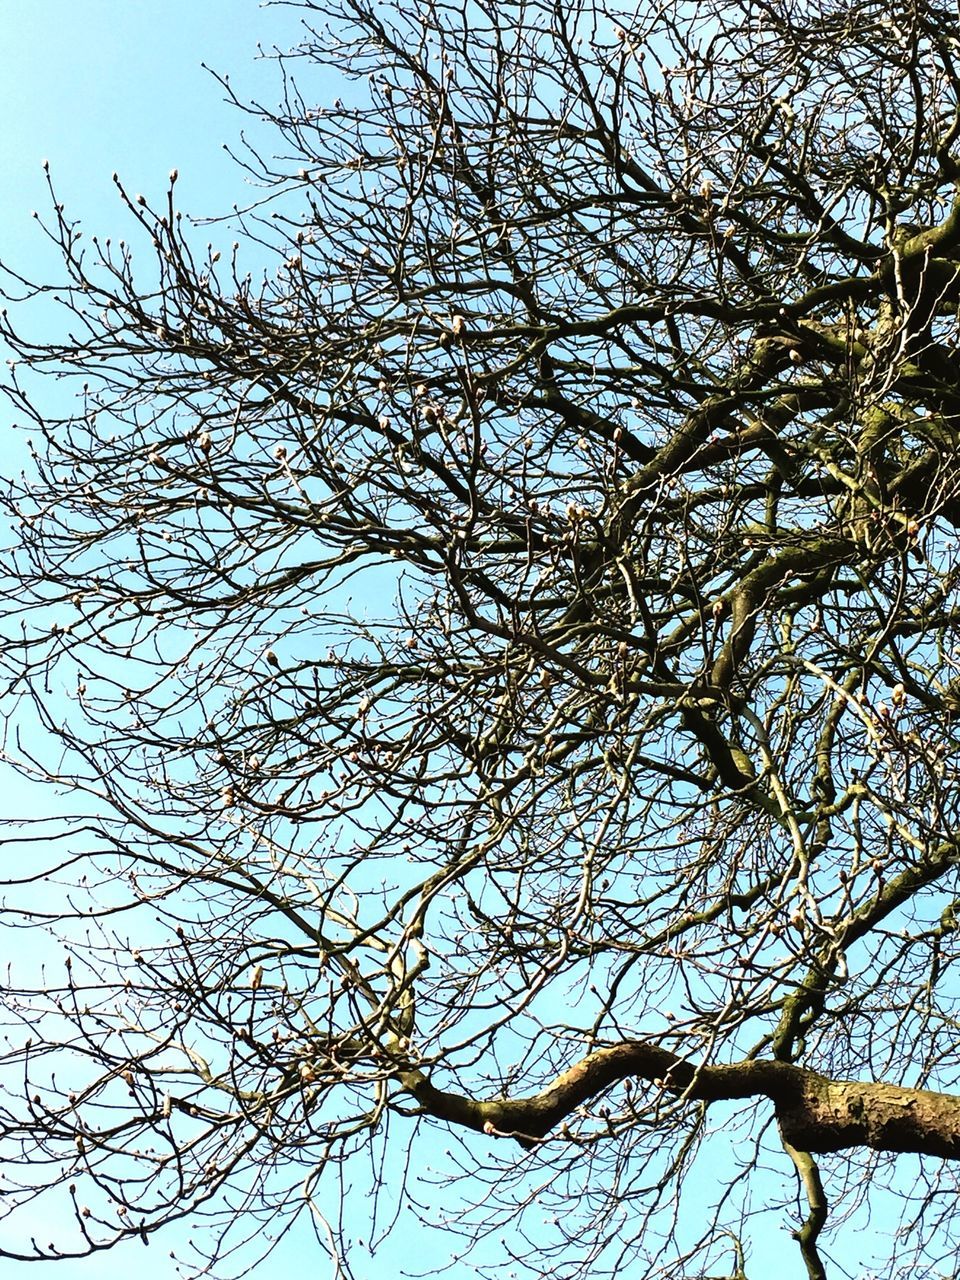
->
[404, 1043, 960, 1161]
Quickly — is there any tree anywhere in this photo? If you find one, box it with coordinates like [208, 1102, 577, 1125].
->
[3, 0, 960, 1274]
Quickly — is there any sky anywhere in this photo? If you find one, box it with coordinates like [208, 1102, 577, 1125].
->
[0, 6, 909, 1280]
[0, 9, 517, 1280]
[0, 6, 335, 1278]
[0, 2, 285, 251]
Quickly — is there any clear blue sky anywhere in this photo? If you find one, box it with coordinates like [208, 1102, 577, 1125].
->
[0, 9, 503, 1280]
[0, 6, 336, 1278]
[1, 2, 286, 250]
[0, 7, 895, 1280]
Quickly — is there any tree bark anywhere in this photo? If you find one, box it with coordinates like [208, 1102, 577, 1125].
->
[402, 1043, 960, 1160]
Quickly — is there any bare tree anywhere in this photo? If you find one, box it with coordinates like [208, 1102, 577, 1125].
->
[4, 0, 960, 1275]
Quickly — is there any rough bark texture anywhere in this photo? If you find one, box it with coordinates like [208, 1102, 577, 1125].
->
[404, 1044, 960, 1159]
[775, 1073, 960, 1160]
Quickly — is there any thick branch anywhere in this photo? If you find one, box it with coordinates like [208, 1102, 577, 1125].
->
[402, 1044, 960, 1160]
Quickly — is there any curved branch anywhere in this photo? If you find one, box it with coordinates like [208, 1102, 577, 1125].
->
[782, 1139, 829, 1280]
[403, 1042, 960, 1161]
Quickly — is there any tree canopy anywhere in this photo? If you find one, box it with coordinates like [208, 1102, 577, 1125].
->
[4, 0, 960, 1276]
